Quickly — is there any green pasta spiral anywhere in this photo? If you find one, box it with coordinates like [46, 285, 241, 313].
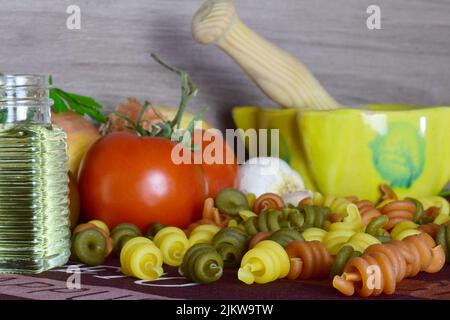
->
[329, 245, 362, 279]
[244, 208, 305, 235]
[215, 188, 250, 216]
[179, 244, 224, 284]
[146, 222, 167, 240]
[269, 228, 304, 248]
[401, 197, 434, 225]
[436, 224, 450, 263]
[365, 216, 392, 243]
[212, 227, 249, 268]
[366, 215, 388, 236]
[111, 223, 142, 253]
[245, 210, 280, 235]
[376, 235, 393, 243]
[406, 198, 425, 224]
[298, 204, 331, 229]
[242, 205, 330, 239]
[283, 208, 305, 230]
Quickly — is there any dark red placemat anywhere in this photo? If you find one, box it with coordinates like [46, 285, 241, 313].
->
[1, 258, 449, 300]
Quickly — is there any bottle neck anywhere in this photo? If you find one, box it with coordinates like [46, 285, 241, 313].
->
[0, 74, 52, 124]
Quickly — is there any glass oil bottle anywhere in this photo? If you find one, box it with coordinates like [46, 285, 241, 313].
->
[0, 74, 71, 273]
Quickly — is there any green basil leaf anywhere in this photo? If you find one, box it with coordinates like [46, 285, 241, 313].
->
[49, 89, 69, 113]
[53, 88, 106, 123]
[65, 92, 103, 110]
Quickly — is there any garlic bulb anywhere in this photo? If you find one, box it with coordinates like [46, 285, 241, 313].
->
[239, 157, 306, 198]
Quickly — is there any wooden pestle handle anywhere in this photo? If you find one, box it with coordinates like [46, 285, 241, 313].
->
[192, 0, 340, 110]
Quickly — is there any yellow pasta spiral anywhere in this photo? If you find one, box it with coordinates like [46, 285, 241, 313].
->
[327, 204, 364, 233]
[153, 227, 190, 266]
[301, 227, 328, 242]
[120, 237, 164, 281]
[418, 196, 450, 225]
[238, 210, 258, 221]
[238, 240, 290, 285]
[312, 192, 352, 216]
[188, 224, 221, 246]
[391, 221, 421, 240]
[323, 230, 356, 255]
[346, 233, 381, 252]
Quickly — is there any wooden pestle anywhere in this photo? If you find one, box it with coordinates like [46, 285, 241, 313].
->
[192, 0, 340, 110]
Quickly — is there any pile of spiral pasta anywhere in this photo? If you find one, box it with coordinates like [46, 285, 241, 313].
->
[113, 185, 450, 297]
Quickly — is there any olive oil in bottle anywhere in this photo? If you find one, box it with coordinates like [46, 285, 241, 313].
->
[0, 75, 71, 273]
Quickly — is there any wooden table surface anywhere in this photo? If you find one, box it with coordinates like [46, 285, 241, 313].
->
[1, 258, 450, 300]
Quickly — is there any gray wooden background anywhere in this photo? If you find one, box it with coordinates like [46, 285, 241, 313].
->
[1, 0, 449, 128]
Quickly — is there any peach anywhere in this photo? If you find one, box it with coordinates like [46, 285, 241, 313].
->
[52, 110, 101, 178]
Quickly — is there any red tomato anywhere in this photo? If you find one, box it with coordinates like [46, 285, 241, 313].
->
[193, 129, 239, 198]
[78, 132, 207, 231]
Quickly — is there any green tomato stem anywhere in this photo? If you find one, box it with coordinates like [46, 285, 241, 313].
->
[150, 53, 198, 131]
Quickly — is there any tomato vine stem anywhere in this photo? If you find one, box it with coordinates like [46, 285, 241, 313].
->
[112, 53, 202, 143]
[150, 53, 198, 131]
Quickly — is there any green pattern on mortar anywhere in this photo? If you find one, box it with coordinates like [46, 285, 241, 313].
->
[370, 122, 425, 188]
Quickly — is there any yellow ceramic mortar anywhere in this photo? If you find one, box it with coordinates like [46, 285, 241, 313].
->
[233, 105, 450, 202]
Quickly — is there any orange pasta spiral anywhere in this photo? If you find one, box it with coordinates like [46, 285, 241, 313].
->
[327, 213, 342, 223]
[424, 206, 440, 220]
[299, 197, 313, 206]
[354, 200, 382, 227]
[184, 198, 231, 236]
[418, 223, 440, 239]
[285, 240, 334, 280]
[333, 233, 445, 297]
[380, 200, 416, 230]
[203, 198, 231, 227]
[379, 183, 398, 201]
[248, 231, 273, 249]
[253, 193, 284, 214]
